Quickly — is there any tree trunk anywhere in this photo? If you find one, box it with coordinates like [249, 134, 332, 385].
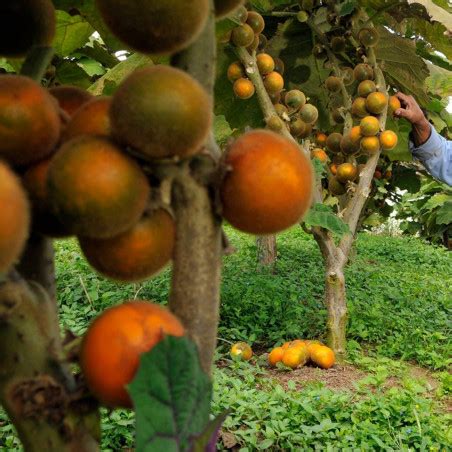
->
[256, 235, 277, 272]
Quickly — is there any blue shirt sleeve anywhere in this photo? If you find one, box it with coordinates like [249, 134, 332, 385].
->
[410, 124, 452, 186]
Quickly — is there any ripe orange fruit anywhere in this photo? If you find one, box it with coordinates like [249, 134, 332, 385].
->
[227, 61, 245, 82]
[95, 0, 209, 54]
[110, 65, 212, 160]
[233, 78, 255, 99]
[325, 76, 341, 92]
[329, 163, 338, 175]
[221, 130, 314, 234]
[22, 158, 71, 238]
[380, 130, 398, 150]
[0, 162, 29, 273]
[256, 53, 275, 75]
[300, 104, 318, 124]
[282, 345, 309, 369]
[264, 71, 284, 94]
[231, 23, 255, 47]
[360, 136, 380, 153]
[336, 163, 358, 183]
[310, 345, 335, 369]
[351, 97, 368, 117]
[326, 132, 343, 153]
[388, 95, 401, 115]
[268, 347, 284, 367]
[366, 92, 387, 115]
[306, 341, 323, 358]
[311, 148, 328, 164]
[230, 342, 253, 361]
[246, 11, 265, 34]
[214, 0, 244, 18]
[0, 75, 60, 166]
[315, 132, 328, 147]
[0, 0, 56, 57]
[64, 97, 112, 140]
[79, 209, 175, 282]
[47, 136, 150, 239]
[357, 80, 376, 97]
[285, 90, 306, 111]
[282, 339, 306, 350]
[360, 116, 380, 136]
[80, 301, 185, 407]
[49, 85, 93, 117]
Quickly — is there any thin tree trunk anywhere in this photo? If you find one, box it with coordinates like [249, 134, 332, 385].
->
[256, 235, 277, 272]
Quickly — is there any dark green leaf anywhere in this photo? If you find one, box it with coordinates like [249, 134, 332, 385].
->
[304, 203, 350, 237]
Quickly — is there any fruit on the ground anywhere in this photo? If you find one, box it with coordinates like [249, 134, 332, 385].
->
[340, 135, 360, 155]
[230, 342, 253, 361]
[311, 345, 335, 369]
[231, 23, 255, 47]
[311, 148, 328, 163]
[357, 80, 376, 98]
[380, 130, 398, 150]
[360, 115, 380, 136]
[388, 95, 401, 115]
[330, 163, 337, 175]
[214, 0, 244, 18]
[47, 136, 150, 239]
[290, 118, 308, 137]
[331, 36, 346, 53]
[246, 11, 265, 34]
[349, 125, 362, 144]
[95, 0, 208, 54]
[282, 345, 309, 369]
[264, 71, 284, 94]
[328, 176, 346, 195]
[256, 53, 275, 75]
[325, 76, 342, 92]
[23, 158, 71, 238]
[64, 97, 111, 140]
[306, 341, 323, 358]
[283, 339, 306, 350]
[326, 132, 343, 153]
[0, 75, 60, 166]
[336, 163, 358, 183]
[353, 63, 374, 82]
[266, 115, 283, 131]
[80, 300, 184, 407]
[110, 65, 211, 160]
[49, 86, 93, 117]
[274, 58, 285, 75]
[227, 61, 245, 82]
[268, 347, 284, 367]
[300, 104, 318, 124]
[351, 97, 368, 118]
[0, 0, 55, 57]
[358, 27, 379, 47]
[79, 209, 175, 282]
[366, 92, 387, 114]
[221, 130, 313, 234]
[360, 135, 380, 153]
[315, 132, 328, 147]
[285, 90, 306, 111]
[233, 78, 255, 99]
[0, 162, 29, 273]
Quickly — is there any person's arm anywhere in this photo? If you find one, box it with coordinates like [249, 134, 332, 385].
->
[395, 92, 452, 186]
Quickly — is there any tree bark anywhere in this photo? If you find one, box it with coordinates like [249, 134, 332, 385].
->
[256, 235, 277, 272]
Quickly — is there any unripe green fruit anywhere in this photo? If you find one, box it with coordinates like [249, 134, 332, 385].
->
[325, 76, 342, 92]
[290, 118, 308, 137]
[358, 28, 379, 47]
[214, 0, 245, 18]
[312, 43, 326, 59]
[297, 11, 309, 22]
[328, 176, 346, 195]
[246, 11, 265, 34]
[231, 23, 255, 47]
[299, 104, 318, 124]
[266, 115, 283, 131]
[326, 132, 343, 153]
[285, 90, 306, 110]
[331, 36, 346, 53]
[353, 63, 374, 82]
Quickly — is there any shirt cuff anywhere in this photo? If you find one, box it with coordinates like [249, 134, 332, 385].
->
[410, 124, 443, 161]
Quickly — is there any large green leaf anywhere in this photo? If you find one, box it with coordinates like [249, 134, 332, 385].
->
[304, 203, 350, 237]
[436, 201, 452, 224]
[213, 115, 234, 149]
[426, 65, 452, 98]
[129, 336, 212, 452]
[392, 165, 421, 193]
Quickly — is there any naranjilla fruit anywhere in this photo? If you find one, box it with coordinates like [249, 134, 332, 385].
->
[315, 132, 328, 147]
[360, 116, 380, 136]
[80, 301, 185, 407]
[357, 80, 376, 98]
[214, 0, 244, 18]
[49, 85, 93, 117]
[380, 130, 398, 150]
[388, 95, 401, 115]
[360, 136, 380, 153]
[233, 78, 255, 99]
[230, 342, 253, 361]
[220, 130, 314, 234]
[264, 71, 284, 94]
[227, 61, 245, 82]
[268, 347, 285, 367]
[256, 53, 275, 75]
[310, 345, 335, 369]
[366, 92, 387, 115]
[231, 23, 255, 47]
[358, 27, 380, 47]
[282, 345, 309, 369]
[300, 104, 319, 124]
[311, 148, 328, 164]
[351, 97, 368, 118]
[336, 163, 358, 183]
[246, 11, 265, 34]
[326, 133, 343, 153]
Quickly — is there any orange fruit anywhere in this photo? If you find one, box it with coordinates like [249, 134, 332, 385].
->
[47, 136, 150, 239]
[246, 11, 265, 34]
[357, 80, 376, 98]
[282, 345, 309, 369]
[214, 0, 244, 18]
[0, 162, 29, 273]
[360, 116, 380, 136]
[360, 135, 380, 153]
[349, 125, 362, 144]
[79, 209, 175, 282]
[336, 163, 358, 183]
[351, 97, 368, 118]
[329, 163, 338, 175]
[311, 148, 328, 164]
[0, 0, 56, 57]
[268, 347, 285, 367]
[366, 92, 387, 115]
[64, 96, 111, 140]
[220, 130, 314, 234]
[0, 75, 60, 166]
[380, 130, 398, 150]
[315, 132, 327, 147]
[49, 85, 93, 117]
[310, 345, 335, 369]
[230, 342, 253, 361]
[110, 65, 212, 160]
[96, 0, 209, 54]
[283, 339, 306, 349]
[231, 23, 255, 47]
[306, 341, 323, 357]
[233, 78, 255, 99]
[264, 71, 284, 94]
[256, 53, 275, 75]
[80, 301, 185, 407]
[227, 61, 245, 82]
[388, 95, 401, 115]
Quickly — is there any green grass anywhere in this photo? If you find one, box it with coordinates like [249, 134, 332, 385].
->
[1, 228, 451, 449]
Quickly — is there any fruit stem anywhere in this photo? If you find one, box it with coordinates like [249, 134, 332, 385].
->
[20, 46, 55, 83]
